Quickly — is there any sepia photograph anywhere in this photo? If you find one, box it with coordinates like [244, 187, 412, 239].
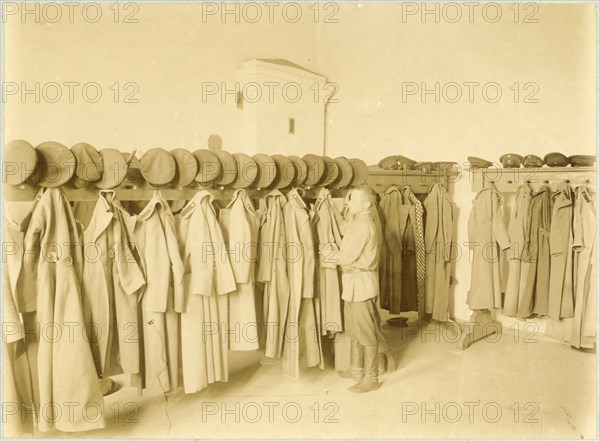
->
[1, 1, 598, 439]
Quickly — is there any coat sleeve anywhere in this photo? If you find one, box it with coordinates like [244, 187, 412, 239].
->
[18, 207, 45, 313]
[115, 221, 146, 296]
[442, 197, 454, 262]
[493, 198, 511, 251]
[229, 198, 252, 283]
[164, 213, 186, 312]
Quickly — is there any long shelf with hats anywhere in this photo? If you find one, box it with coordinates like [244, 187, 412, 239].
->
[4, 139, 456, 201]
[471, 166, 596, 193]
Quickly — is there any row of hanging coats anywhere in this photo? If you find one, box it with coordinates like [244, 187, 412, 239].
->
[4, 185, 352, 433]
[467, 182, 596, 349]
[378, 183, 455, 322]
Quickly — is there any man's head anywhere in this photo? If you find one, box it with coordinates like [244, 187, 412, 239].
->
[347, 186, 377, 215]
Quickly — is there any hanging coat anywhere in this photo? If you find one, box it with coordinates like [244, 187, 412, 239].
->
[312, 188, 343, 335]
[527, 186, 552, 317]
[502, 184, 533, 318]
[19, 188, 105, 432]
[423, 182, 454, 321]
[81, 190, 145, 381]
[4, 210, 37, 436]
[547, 183, 575, 320]
[218, 189, 261, 351]
[281, 189, 323, 379]
[134, 193, 185, 396]
[466, 186, 511, 310]
[378, 187, 403, 313]
[398, 186, 426, 314]
[178, 190, 237, 393]
[570, 186, 596, 349]
[256, 190, 290, 359]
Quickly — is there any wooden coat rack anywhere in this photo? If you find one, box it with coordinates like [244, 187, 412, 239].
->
[5, 167, 454, 202]
[460, 165, 596, 350]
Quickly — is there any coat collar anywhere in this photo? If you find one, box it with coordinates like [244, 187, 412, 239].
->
[226, 189, 255, 213]
[553, 183, 573, 209]
[180, 190, 215, 219]
[384, 186, 401, 195]
[287, 188, 307, 210]
[314, 188, 331, 212]
[139, 192, 173, 220]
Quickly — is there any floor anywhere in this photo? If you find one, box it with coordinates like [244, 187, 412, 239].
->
[30, 315, 597, 439]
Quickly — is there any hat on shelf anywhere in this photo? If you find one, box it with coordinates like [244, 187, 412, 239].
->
[231, 153, 258, 189]
[121, 151, 144, 186]
[193, 149, 222, 185]
[568, 155, 595, 167]
[302, 154, 326, 186]
[140, 148, 176, 188]
[378, 156, 399, 170]
[288, 155, 308, 187]
[71, 142, 104, 188]
[467, 156, 493, 170]
[35, 141, 76, 188]
[97, 148, 130, 189]
[271, 154, 296, 189]
[170, 148, 198, 188]
[251, 153, 277, 189]
[499, 153, 523, 169]
[396, 155, 417, 171]
[543, 152, 569, 167]
[349, 158, 369, 186]
[212, 149, 238, 186]
[4, 139, 38, 185]
[523, 154, 544, 168]
[332, 156, 354, 189]
[319, 156, 340, 187]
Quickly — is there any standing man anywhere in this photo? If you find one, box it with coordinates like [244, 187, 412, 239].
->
[329, 186, 384, 393]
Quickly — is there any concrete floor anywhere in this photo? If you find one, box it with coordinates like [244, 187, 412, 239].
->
[36, 316, 596, 439]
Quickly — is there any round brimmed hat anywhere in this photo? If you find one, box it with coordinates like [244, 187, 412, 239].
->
[568, 155, 596, 167]
[232, 153, 258, 189]
[499, 154, 523, 169]
[121, 151, 144, 185]
[349, 158, 369, 186]
[396, 155, 417, 171]
[302, 154, 325, 186]
[288, 155, 308, 187]
[271, 154, 296, 189]
[319, 156, 339, 188]
[467, 156, 493, 170]
[193, 149, 222, 184]
[544, 152, 569, 167]
[251, 153, 277, 189]
[71, 142, 103, 188]
[35, 141, 76, 188]
[332, 157, 354, 189]
[523, 154, 544, 168]
[170, 148, 198, 188]
[378, 155, 399, 170]
[4, 139, 38, 185]
[141, 148, 176, 187]
[97, 148, 129, 189]
[212, 149, 237, 186]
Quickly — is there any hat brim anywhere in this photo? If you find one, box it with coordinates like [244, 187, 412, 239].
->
[97, 149, 128, 189]
[35, 142, 76, 188]
[231, 153, 258, 189]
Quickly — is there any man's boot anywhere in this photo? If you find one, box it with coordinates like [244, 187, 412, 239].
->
[337, 340, 364, 382]
[349, 345, 380, 393]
